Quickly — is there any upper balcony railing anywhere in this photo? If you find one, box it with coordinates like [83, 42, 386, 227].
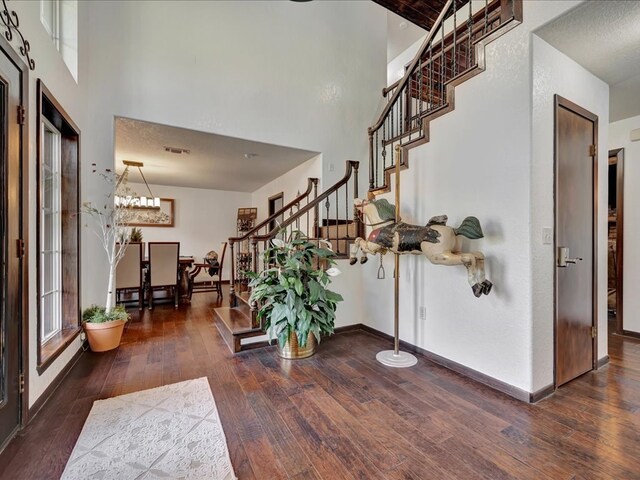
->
[368, 0, 521, 194]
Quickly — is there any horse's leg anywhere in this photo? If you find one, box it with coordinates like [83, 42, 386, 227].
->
[359, 241, 384, 264]
[459, 253, 485, 297]
[350, 238, 363, 265]
[472, 252, 492, 295]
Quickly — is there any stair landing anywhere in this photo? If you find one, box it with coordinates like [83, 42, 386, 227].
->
[213, 291, 268, 353]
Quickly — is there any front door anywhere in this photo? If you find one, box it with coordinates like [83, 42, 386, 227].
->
[0, 46, 25, 448]
[555, 95, 597, 387]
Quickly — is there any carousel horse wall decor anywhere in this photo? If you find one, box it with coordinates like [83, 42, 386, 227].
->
[351, 198, 492, 297]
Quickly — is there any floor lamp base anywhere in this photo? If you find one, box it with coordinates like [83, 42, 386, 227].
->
[376, 350, 418, 368]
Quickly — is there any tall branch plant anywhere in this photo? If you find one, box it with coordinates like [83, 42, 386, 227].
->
[82, 165, 166, 313]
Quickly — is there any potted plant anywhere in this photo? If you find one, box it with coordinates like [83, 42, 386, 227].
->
[248, 230, 343, 359]
[81, 165, 165, 352]
[82, 304, 130, 352]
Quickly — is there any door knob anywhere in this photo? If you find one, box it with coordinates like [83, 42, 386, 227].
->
[557, 246, 583, 268]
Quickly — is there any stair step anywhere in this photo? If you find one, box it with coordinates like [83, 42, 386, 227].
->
[320, 222, 359, 256]
[213, 304, 266, 353]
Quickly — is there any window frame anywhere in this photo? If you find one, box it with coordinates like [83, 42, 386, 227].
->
[36, 80, 81, 374]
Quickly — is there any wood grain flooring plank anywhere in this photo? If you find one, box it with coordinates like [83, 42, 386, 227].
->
[3, 289, 640, 480]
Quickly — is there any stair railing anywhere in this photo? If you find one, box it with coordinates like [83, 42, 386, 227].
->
[247, 160, 360, 319]
[229, 177, 318, 304]
[368, 0, 518, 193]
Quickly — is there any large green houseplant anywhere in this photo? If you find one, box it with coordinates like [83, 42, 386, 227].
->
[248, 231, 343, 359]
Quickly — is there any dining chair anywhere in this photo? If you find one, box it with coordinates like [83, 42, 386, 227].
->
[188, 242, 227, 300]
[148, 242, 180, 310]
[115, 242, 144, 310]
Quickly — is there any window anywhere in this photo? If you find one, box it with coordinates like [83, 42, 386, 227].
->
[37, 80, 81, 374]
[40, 0, 78, 81]
[40, 0, 60, 49]
[40, 118, 63, 344]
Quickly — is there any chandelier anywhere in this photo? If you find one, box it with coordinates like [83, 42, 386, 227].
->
[115, 160, 161, 211]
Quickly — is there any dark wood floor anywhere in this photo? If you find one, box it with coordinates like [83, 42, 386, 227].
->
[1, 291, 639, 479]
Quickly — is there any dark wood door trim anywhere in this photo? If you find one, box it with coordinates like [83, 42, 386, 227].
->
[609, 148, 624, 336]
[0, 34, 29, 430]
[553, 94, 598, 389]
[36, 80, 82, 375]
[268, 192, 284, 232]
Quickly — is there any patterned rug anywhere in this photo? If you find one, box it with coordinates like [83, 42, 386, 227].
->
[61, 377, 236, 480]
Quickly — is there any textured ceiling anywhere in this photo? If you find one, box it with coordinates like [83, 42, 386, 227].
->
[114, 118, 318, 192]
[536, 0, 640, 122]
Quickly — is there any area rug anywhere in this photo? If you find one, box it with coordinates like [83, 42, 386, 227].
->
[61, 377, 236, 480]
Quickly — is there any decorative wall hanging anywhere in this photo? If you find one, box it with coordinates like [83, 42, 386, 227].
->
[1, 0, 35, 70]
[126, 198, 174, 227]
[351, 195, 492, 297]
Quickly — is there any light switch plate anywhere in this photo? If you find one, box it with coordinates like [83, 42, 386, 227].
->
[542, 227, 553, 245]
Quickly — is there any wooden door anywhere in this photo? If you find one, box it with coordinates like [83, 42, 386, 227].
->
[0, 45, 26, 448]
[555, 95, 597, 387]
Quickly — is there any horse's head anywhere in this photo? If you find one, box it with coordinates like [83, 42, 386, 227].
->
[354, 198, 369, 212]
[353, 198, 396, 225]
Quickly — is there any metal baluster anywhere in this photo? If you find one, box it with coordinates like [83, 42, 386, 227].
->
[418, 58, 423, 120]
[468, 0, 474, 68]
[334, 190, 339, 255]
[484, 0, 489, 35]
[345, 174, 349, 233]
[428, 42, 433, 113]
[313, 179, 319, 238]
[295, 191, 301, 231]
[440, 22, 445, 106]
[375, 130, 379, 190]
[399, 84, 404, 143]
[390, 106, 395, 159]
[229, 240, 236, 307]
[453, 1, 457, 78]
[325, 197, 330, 246]
[263, 240, 267, 271]
[368, 132, 374, 191]
[382, 121, 387, 187]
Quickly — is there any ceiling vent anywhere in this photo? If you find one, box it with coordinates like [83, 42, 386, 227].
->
[164, 146, 190, 155]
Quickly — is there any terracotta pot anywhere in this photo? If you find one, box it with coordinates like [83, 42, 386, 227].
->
[277, 331, 316, 359]
[84, 319, 126, 352]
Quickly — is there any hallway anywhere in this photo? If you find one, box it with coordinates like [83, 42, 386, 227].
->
[1, 291, 639, 479]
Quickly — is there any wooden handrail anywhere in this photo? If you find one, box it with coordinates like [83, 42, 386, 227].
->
[228, 177, 318, 244]
[252, 161, 359, 243]
[369, 0, 454, 134]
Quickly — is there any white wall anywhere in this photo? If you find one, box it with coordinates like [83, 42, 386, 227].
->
[77, 0, 387, 306]
[251, 156, 322, 226]
[363, 1, 586, 394]
[9, 1, 87, 406]
[128, 183, 250, 281]
[609, 115, 640, 334]
[8, 0, 386, 407]
[531, 36, 609, 390]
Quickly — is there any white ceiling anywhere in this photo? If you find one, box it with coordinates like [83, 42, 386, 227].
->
[536, 0, 640, 122]
[114, 117, 318, 192]
[387, 10, 426, 62]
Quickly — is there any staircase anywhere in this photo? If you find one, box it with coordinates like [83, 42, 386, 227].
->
[213, 0, 522, 353]
[214, 161, 361, 352]
[368, 0, 522, 195]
